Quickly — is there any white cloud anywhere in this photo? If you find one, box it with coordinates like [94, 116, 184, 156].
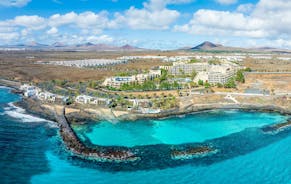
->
[237, 3, 255, 13]
[47, 27, 58, 34]
[215, 0, 237, 5]
[1, 0, 290, 49]
[86, 35, 114, 43]
[175, 0, 291, 48]
[113, 0, 183, 30]
[175, 9, 266, 38]
[0, 32, 19, 43]
[21, 29, 28, 36]
[114, 7, 180, 30]
[13, 15, 46, 30]
[0, 0, 194, 45]
[0, 0, 31, 7]
[143, 0, 194, 11]
[48, 11, 111, 29]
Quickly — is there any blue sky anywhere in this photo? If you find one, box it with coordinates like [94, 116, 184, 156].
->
[0, 0, 290, 49]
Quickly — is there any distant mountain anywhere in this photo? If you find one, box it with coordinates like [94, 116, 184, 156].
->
[0, 41, 146, 51]
[184, 41, 291, 53]
[191, 41, 222, 50]
[25, 41, 49, 47]
[76, 42, 95, 47]
[120, 44, 144, 51]
[52, 42, 66, 47]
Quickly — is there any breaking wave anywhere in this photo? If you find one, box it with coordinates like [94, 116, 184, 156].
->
[4, 102, 58, 127]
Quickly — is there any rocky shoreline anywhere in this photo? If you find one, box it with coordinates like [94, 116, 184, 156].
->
[15, 97, 291, 124]
[3, 84, 290, 165]
[13, 97, 291, 163]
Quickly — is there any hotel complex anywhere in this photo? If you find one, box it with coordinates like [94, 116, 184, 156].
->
[102, 69, 161, 88]
[160, 61, 241, 85]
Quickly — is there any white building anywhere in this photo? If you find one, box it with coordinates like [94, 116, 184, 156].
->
[161, 61, 241, 85]
[75, 95, 111, 106]
[37, 92, 56, 102]
[193, 65, 238, 84]
[20, 84, 39, 97]
[103, 70, 161, 88]
[161, 63, 209, 75]
[75, 95, 93, 104]
[39, 59, 128, 68]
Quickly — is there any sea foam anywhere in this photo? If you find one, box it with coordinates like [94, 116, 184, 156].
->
[4, 102, 58, 127]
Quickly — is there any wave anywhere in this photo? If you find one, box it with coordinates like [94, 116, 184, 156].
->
[4, 102, 58, 128]
[0, 86, 12, 89]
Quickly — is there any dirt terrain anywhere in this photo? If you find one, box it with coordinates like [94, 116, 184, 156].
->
[239, 73, 291, 93]
[244, 58, 291, 72]
[0, 51, 168, 82]
[1, 50, 291, 95]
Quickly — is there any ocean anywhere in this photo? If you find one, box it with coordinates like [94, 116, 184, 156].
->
[0, 87, 290, 184]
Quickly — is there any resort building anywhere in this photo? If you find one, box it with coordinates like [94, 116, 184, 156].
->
[208, 67, 237, 84]
[161, 61, 241, 85]
[103, 70, 161, 88]
[103, 76, 136, 88]
[160, 63, 209, 75]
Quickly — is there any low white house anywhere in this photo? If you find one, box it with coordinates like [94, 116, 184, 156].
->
[75, 95, 93, 104]
[37, 92, 56, 102]
[75, 95, 111, 106]
[91, 98, 111, 106]
[128, 99, 151, 108]
[20, 84, 39, 97]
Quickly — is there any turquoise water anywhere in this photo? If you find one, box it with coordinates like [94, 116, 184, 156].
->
[0, 87, 290, 184]
[72, 111, 287, 147]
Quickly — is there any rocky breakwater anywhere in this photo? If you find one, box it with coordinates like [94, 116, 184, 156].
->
[262, 119, 291, 133]
[54, 107, 140, 163]
[171, 146, 217, 160]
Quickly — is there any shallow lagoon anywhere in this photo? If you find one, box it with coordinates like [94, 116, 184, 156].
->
[72, 110, 288, 147]
[1, 87, 291, 184]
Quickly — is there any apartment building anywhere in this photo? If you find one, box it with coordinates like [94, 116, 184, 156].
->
[162, 61, 240, 84]
[208, 67, 237, 84]
[103, 70, 161, 88]
[161, 63, 208, 75]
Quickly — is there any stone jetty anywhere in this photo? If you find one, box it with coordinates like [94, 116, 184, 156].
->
[262, 120, 291, 133]
[171, 146, 217, 160]
[54, 107, 140, 163]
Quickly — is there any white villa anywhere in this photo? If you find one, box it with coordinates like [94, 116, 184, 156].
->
[75, 95, 111, 106]
[75, 95, 93, 104]
[37, 92, 56, 102]
[20, 84, 40, 97]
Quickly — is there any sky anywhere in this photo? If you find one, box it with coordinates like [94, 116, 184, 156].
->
[0, 0, 290, 50]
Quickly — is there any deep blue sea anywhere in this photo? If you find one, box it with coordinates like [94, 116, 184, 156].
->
[0, 87, 290, 184]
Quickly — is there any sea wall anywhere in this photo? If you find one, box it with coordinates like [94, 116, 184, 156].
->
[54, 107, 140, 163]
